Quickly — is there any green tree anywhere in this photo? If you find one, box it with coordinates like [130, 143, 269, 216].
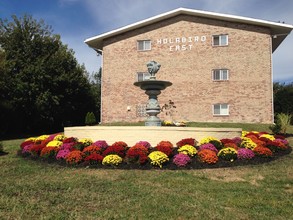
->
[88, 68, 101, 122]
[0, 15, 98, 136]
[273, 82, 293, 115]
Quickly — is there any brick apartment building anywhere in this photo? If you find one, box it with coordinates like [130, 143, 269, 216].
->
[85, 8, 293, 124]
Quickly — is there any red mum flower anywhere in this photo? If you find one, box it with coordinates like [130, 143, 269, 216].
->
[176, 138, 196, 147]
[102, 145, 126, 157]
[253, 146, 273, 157]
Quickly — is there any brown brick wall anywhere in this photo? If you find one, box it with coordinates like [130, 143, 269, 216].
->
[101, 15, 273, 124]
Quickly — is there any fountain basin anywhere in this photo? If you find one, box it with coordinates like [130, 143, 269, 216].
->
[134, 80, 172, 90]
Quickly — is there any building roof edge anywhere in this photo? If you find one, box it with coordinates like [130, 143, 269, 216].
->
[84, 7, 293, 52]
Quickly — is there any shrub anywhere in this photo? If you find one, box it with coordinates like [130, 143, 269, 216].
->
[85, 112, 96, 125]
[237, 148, 255, 160]
[173, 153, 191, 167]
[148, 151, 169, 168]
[102, 154, 122, 166]
[217, 147, 238, 161]
[177, 144, 197, 157]
[197, 149, 218, 164]
[270, 113, 292, 134]
[66, 150, 84, 165]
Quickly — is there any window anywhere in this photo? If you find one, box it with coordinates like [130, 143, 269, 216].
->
[137, 72, 150, 81]
[212, 35, 228, 46]
[137, 40, 151, 51]
[213, 104, 229, 116]
[213, 69, 229, 81]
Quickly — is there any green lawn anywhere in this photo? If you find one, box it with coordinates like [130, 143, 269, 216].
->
[1, 130, 293, 219]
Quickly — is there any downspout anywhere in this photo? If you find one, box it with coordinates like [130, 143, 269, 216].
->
[270, 36, 274, 123]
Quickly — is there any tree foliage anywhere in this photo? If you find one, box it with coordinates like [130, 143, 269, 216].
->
[0, 15, 100, 137]
[273, 82, 293, 116]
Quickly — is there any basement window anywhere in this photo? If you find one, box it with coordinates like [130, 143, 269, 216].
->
[137, 40, 151, 51]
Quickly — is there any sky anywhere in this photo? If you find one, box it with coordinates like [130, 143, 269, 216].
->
[1, 0, 293, 83]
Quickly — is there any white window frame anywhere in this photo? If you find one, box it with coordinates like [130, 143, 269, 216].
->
[212, 34, 228, 46]
[212, 69, 229, 81]
[137, 40, 151, 51]
[213, 104, 229, 116]
[137, 72, 150, 81]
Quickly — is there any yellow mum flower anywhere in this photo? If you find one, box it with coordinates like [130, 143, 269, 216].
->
[34, 135, 49, 142]
[260, 134, 275, 141]
[53, 134, 66, 141]
[148, 151, 169, 168]
[199, 137, 221, 145]
[25, 137, 36, 142]
[240, 137, 257, 150]
[178, 144, 197, 157]
[102, 154, 122, 166]
[79, 138, 93, 146]
[46, 140, 63, 148]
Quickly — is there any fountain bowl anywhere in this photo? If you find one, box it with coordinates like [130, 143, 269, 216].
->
[134, 80, 172, 91]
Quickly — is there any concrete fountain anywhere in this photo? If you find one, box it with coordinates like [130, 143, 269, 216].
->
[134, 61, 172, 126]
[64, 60, 241, 145]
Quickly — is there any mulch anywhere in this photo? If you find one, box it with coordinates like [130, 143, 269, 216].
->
[17, 146, 292, 170]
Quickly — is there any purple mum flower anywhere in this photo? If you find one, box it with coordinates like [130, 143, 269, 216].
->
[173, 153, 191, 167]
[93, 140, 109, 149]
[137, 141, 151, 149]
[199, 143, 218, 153]
[56, 149, 71, 160]
[237, 148, 255, 160]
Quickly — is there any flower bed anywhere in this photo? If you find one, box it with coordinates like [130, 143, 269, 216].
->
[18, 131, 292, 169]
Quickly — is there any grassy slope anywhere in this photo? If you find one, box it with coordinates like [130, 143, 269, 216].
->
[0, 125, 292, 219]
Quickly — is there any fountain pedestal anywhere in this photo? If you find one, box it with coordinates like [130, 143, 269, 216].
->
[134, 61, 172, 126]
